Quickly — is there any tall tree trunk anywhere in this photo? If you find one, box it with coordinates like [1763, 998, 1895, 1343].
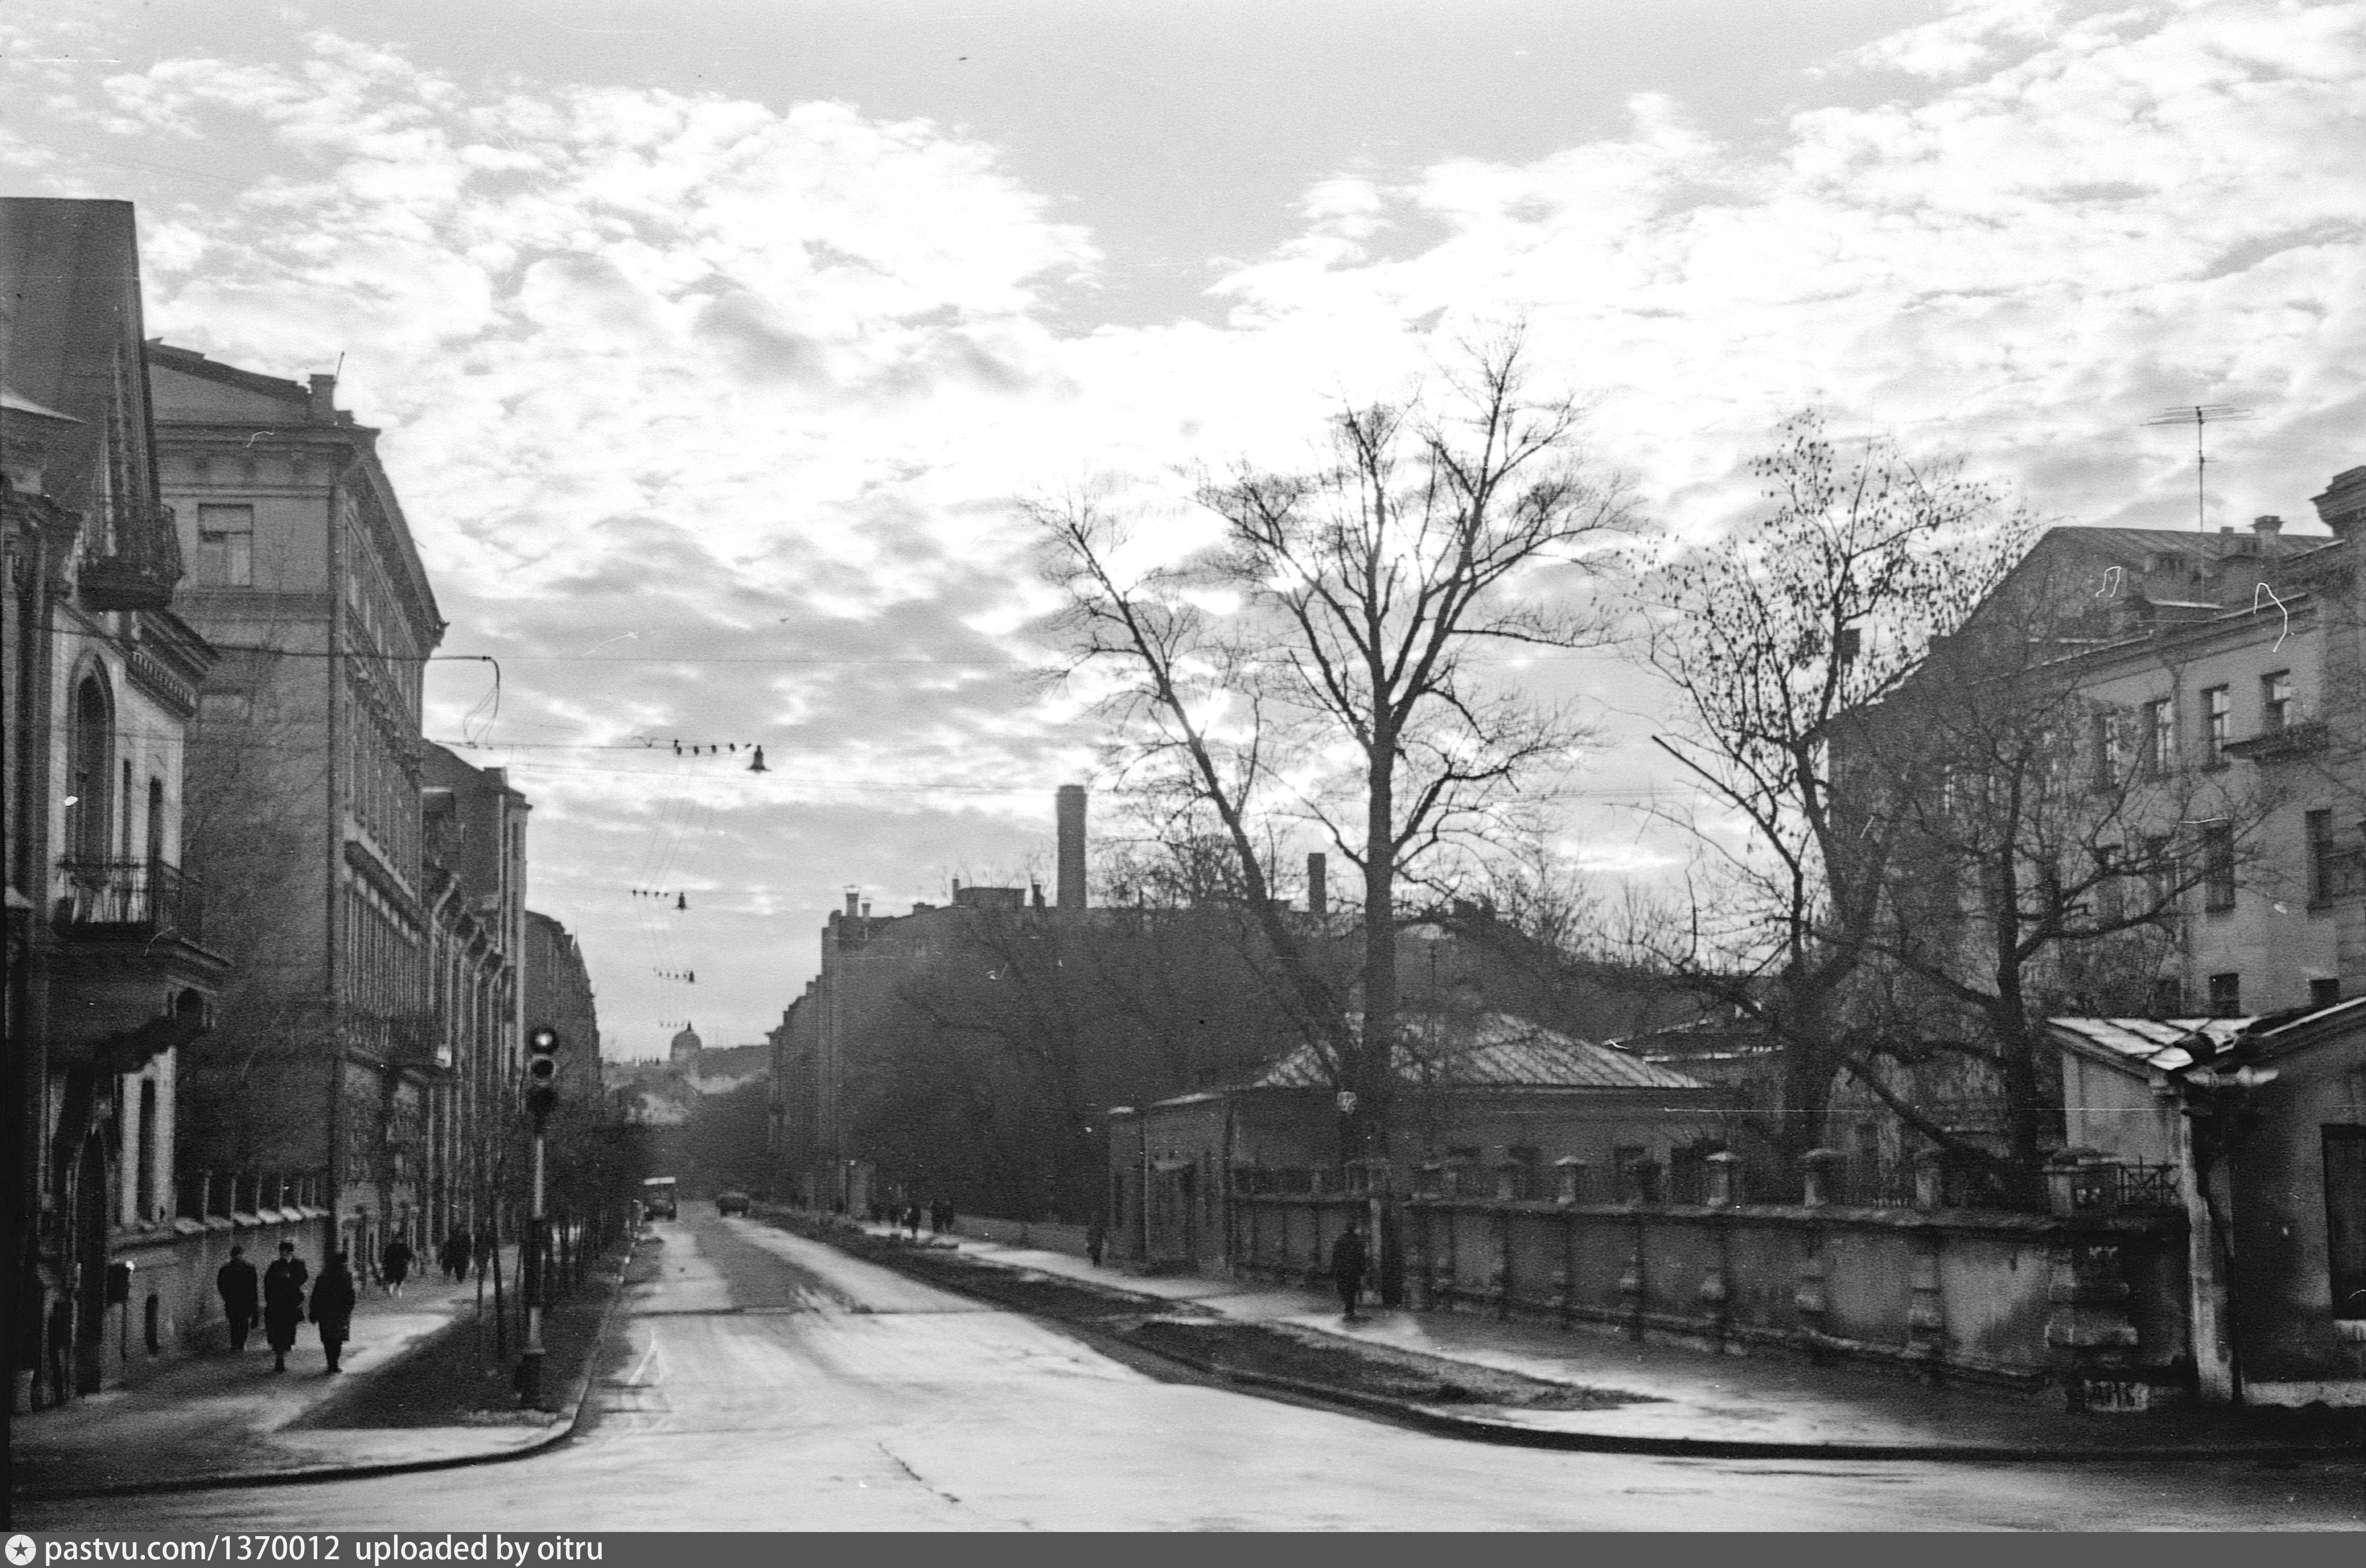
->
[1997, 1025, 2049, 1206]
[1359, 744, 1396, 1162]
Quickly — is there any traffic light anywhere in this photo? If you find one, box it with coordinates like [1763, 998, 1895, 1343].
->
[526, 1024, 561, 1118]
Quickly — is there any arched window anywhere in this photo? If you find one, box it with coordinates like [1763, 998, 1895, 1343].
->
[67, 672, 114, 866]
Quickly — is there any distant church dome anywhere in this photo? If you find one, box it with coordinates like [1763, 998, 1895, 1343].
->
[669, 1023, 703, 1064]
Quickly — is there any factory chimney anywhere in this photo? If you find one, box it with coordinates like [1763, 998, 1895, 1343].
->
[1056, 785, 1088, 914]
[1307, 852, 1327, 919]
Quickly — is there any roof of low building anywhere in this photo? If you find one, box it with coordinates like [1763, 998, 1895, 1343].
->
[1245, 1012, 1712, 1093]
[2047, 1015, 2250, 1072]
[2049, 996, 2366, 1072]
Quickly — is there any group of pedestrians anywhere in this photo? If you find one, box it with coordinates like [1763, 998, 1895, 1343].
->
[213, 1241, 358, 1374]
[872, 1199, 958, 1237]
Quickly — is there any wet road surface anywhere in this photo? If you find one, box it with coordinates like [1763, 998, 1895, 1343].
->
[21, 1210, 2364, 1530]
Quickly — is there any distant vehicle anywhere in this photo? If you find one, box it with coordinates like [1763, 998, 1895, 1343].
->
[717, 1191, 751, 1216]
[641, 1176, 678, 1220]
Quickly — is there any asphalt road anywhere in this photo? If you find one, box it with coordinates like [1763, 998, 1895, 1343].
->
[22, 1210, 2365, 1531]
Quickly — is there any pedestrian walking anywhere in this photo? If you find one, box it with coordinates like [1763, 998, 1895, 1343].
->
[1086, 1217, 1106, 1268]
[310, 1250, 358, 1374]
[380, 1235, 414, 1298]
[904, 1202, 922, 1238]
[216, 1245, 260, 1352]
[1330, 1224, 1369, 1321]
[927, 1199, 943, 1235]
[261, 1241, 308, 1372]
[446, 1230, 472, 1283]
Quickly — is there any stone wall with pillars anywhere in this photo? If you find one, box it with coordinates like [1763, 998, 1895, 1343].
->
[1232, 1163, 2193, 1407]
[84, 1210, 332, 1392]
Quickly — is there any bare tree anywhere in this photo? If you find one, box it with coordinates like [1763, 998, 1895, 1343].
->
[1632, 410, 2034, 1176]
[1836, 557, 2285, 1200]
[1038, 330, 1631, 1160]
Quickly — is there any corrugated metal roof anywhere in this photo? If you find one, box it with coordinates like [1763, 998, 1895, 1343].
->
[2050, 997, 2366, 1073]
[2047, 1015, 2250, 1072]
[1247, 1013, 1712, 1092]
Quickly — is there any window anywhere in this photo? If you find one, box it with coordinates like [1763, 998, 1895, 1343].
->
[2309, 809, 2338, 905]
[2091, 710, 2125, 788]
[2201, 822, 2236, 910]
[2312, 978, 2342, 1010]
[2143, 697, 2176, 775]
[2204, 685, 2230, 764]
[2094, 845, 2125, 926]
[68, 674, 113, 863]
[194, 504, 253, 587]
[2142, 833, 2176, 915]
[2262, 670, 2293, 733]
[2150, 976, 2185, 1016]
[2208, 971, 2242, 1016]
[136, 1078, 156, 1222]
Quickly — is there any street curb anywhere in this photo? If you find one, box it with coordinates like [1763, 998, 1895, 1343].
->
[13, 1238, 640, 1504]
[796, 1217, 2366, 1465]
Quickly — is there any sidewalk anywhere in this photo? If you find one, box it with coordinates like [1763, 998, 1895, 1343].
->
[881, 1219, 2366, 1460]
[11, 1253, 571, 1500]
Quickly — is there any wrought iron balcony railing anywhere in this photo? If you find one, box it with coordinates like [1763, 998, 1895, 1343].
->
[76, 497, 185, 611]
[53, 857, 205, 939]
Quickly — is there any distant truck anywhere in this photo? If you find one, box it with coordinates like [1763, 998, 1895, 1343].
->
[641, 1176, 679, 1220]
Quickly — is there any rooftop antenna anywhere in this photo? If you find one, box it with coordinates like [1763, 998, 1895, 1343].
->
[2143, 404, 2254, 532]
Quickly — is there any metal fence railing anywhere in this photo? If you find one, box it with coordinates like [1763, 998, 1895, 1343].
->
[54, 856, 204, 938]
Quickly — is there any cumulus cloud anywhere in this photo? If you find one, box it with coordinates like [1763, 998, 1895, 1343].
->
[6, 1, 2356, 1049]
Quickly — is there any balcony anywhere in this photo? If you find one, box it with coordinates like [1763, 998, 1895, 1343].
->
[46, 859, 228, 1072]
[76, 497, 185, 612]
[54, 858, 205, 940]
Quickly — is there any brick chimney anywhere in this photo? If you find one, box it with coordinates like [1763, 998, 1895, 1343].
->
[307, 373, 337, 423]
[1055, 784, 1087, 913]
[2252, 514, 2283, 539]
[1307, 852, 1327, 919]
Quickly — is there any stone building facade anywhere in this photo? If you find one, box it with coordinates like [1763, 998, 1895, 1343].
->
[148, 341, 449, 1266]
[5, 198, 230, 1399]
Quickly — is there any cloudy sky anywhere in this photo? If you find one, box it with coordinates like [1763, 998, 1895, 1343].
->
[6, 0, 2360, 1059]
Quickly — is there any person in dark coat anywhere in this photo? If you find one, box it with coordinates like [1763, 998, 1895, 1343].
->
[1086, 1218, 1107, 1268]
[1330, 1225, 1369, 1321]
[445, 1230, 472, 1283]
[216, 1245, 260, 1352]
[310, 1251, 358, 1374]
[380, 1236, 414, 1298]
[261, 1242, 308, 1372]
